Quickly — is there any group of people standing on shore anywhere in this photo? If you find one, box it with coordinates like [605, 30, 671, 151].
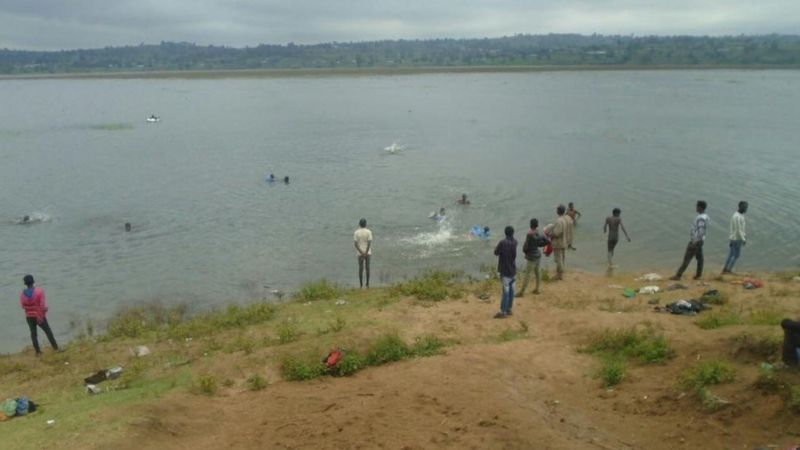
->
[490, 199, 748, 318]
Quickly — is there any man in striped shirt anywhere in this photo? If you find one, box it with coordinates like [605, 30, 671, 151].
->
[670, 200, 709, 281]
[722, 201, 748, 274]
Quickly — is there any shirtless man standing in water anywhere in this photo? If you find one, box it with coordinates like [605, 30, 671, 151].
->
[604, 208, 631, 267]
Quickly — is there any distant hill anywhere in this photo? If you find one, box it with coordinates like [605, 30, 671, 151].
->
[2, 34, 800, 74]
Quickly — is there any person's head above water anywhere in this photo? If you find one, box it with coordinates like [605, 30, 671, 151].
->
[125, 222, 132, 232]
[504, 225, 514, 238]
[284, 176, 289, 183]
[568, 202, 575, 209]
[530, 218, 539, 229]
[23, 274, 34, 287]
[738, 201, 748, 214]
[696, 200, 707, 213]
[359, 218, 367, 228]
[612, 208, 621, 217]
[22, 215, 30, 222]
[484, 226, 490, 234]
[439, 207, 446, 215]
[557, 204, 566, 216]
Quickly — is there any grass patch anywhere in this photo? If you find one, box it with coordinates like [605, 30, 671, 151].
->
[596, 356, 626, 387]
[411, 334, 446, 356]
[700, 290, 727, 305]
[366, 334, 412, 365]
[498, 321, 530, 342]
[196, 374, 218, 395]
[695, 311, 743, 330]
[104, 301, 276, 340]
[731, 332, 781, 362]
[280, 356, 326, 381]
[247, 374, 267, 391]
[294, 279, 343, 302]
[390, 270, 463, 301]
[329, 352, 366, 377]
[581, 326, 674, 364]
[276, 320, 301, 344]
[747, 309, 784, 326]
[281, 333, 447, 381]
[680, 360, 736, 390]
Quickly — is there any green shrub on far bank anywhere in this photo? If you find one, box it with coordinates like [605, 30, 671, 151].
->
[390, 271, 463, 301]
[294, 279, 343, 302]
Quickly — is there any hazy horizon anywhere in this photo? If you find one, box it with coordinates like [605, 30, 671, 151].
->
[2, 0, 799, 51]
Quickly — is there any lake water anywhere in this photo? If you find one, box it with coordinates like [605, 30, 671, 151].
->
[1, 70, 798, 352]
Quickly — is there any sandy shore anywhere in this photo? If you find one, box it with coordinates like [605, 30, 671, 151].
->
[1, 269, 800, 449]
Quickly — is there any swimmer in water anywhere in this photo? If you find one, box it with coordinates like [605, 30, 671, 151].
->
[22, 215, 31, 224]
[125, 222, 132, 232]
[283, 176, 290, 184]
[267, 174, 276, 183]
[431, 207, 446, 220]
[457, 193, 471, 205]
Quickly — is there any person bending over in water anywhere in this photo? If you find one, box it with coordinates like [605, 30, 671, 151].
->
[19, 274, 59, 356]
[457, 193, 471, 205]
[604, 208, 631, 267]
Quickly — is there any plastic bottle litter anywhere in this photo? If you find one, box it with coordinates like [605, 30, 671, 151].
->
[106, 366, 123, 380]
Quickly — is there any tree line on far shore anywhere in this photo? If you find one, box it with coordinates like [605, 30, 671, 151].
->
[1, 34, 799, 75]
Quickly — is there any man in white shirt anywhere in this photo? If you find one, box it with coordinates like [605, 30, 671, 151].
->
[722, 201, 748, 274]
[671, 200, 709, 281]
[354, 218, 373, 288]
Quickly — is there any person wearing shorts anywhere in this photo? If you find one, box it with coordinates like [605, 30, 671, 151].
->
[604, 208, 631, 267]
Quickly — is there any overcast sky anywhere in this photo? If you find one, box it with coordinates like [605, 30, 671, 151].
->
[1, 0, 798, 51]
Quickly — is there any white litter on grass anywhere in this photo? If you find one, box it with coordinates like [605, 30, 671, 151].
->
[608, 284, 624, 289]
[46, 419, 55, 426]
[335, 299, 347, 306]
[639, 286, 661, 294]
[131, 345, 151, 357]
[636, 273, 663, 281]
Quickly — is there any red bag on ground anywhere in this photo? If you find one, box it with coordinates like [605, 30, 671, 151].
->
[325, 350, 344, 369]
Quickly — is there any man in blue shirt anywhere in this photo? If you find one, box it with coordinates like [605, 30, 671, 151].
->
[494, 226, 517, 318]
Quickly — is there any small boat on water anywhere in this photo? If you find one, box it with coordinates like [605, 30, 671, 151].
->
[146, 115, 160, 123]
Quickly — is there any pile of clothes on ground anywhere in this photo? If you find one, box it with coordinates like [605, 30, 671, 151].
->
[0, 397, 36, 421]
[656, 290, 721, 315]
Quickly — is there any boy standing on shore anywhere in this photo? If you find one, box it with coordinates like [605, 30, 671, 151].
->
[518, 218, 546, 296]
[494, 226, 517, 318]
[354, 218, 372, 288]
[19, 274, 59, 356]
[670, 200, 709, 281]
[604, 208, 631, 267]
[722, 201, 748, 274]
